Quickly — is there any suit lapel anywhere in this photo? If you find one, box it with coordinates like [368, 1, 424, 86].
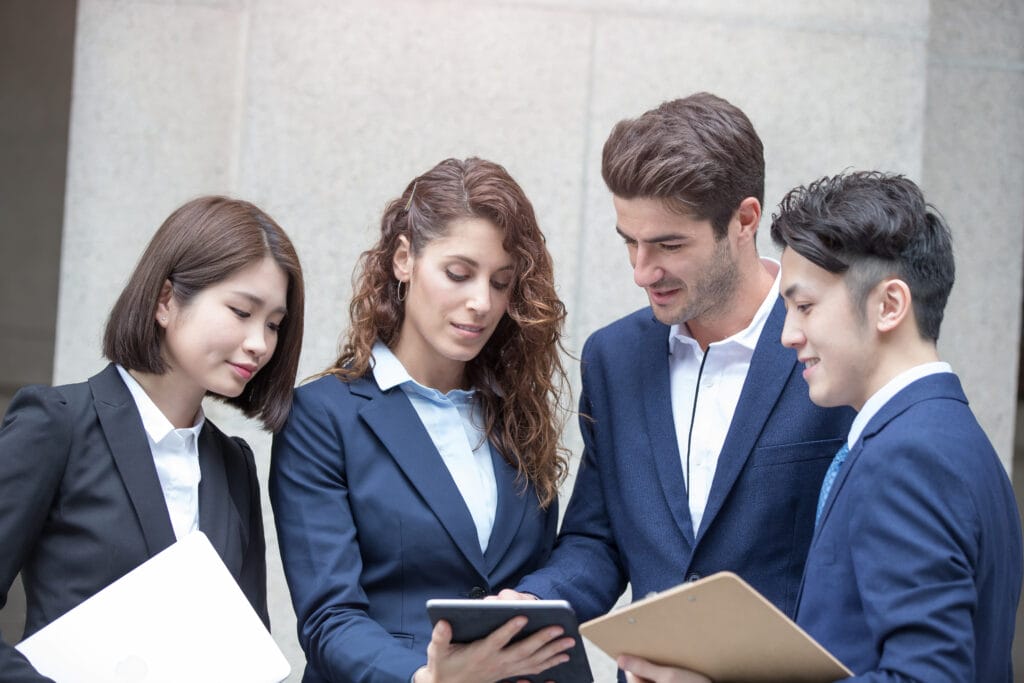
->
[809, 440, 861, 548]
[89, 364, 176, 556]
[794, 436, 860, 615]
[352, 376, 489, 577]
[795, 373, 967, 616]
[698, 299, 793, 541]
[797, 380, 932, 608]
[797, 373, 966, 609]
[197, 426, 245, 574]
[810, 372, 967, 539]
[483, 447, 529, 573]
[638, 315, 696, 546]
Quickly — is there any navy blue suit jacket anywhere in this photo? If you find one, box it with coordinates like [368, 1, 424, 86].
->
[270, 373, 558, 683]
[796, 373, 1023, 681]
[0, 363, 269, 683]
[518, 301, 854, 621]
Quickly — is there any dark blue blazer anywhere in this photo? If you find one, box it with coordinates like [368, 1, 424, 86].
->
[270, 372, 558, 683]
[518, 301, 854, 621]
[0, 363, 268, 683]
[796, 373, 1023, 681]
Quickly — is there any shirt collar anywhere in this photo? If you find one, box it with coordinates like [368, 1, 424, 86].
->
[371, 341, 475, 404]
[370, 340, 410, 392]
[847, 361, 952, 447]
[116, 364, 205, 443]
[669, 257, 781, 355]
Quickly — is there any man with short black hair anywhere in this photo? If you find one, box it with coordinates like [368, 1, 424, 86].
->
[776, 171, 1021, 681]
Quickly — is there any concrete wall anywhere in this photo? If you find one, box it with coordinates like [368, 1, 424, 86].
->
[0, 0, 77, 648]
[924, 0, 1024, 454]
[0, 0, 74, 411]
[45, 1, 1024, 680]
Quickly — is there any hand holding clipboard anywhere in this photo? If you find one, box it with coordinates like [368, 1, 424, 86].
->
[580, 572, 851, 683]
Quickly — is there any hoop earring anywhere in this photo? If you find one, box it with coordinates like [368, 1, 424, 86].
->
[396, 280, 407, 302]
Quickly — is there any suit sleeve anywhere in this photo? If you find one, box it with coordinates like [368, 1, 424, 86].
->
[844, 438, 979, 682]
[516, 337, 628, 621]
[231, 436, 270, 628]
[0, 386, 68, 683]
[269, 386, 426, 683]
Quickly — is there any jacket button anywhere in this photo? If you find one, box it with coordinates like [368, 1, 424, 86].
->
[468, 586, 487, 599]
[686, 573, 701, 582]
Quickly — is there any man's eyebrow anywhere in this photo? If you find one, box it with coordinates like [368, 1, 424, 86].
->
[782, 283, 805, 299]
[615, 226, 687, 244]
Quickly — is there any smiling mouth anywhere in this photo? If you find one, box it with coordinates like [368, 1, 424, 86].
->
[648, 280, 685, 297]
[803, 358, 820, 369]
[452, 323, 485, 333]
[229, 362, 257, 379]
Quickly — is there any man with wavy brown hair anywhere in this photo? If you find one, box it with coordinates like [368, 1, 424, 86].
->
[505, 93, 853, 654]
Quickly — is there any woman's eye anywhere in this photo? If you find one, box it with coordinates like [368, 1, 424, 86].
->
[230, 306, 251, 319]
[267, 321, 281, 332]
[445, 269, 470, 282]
[491, 280, 511, 292]
[796, 303, 811, 313]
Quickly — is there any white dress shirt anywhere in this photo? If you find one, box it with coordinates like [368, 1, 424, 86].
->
[116, 365, 204, 541]
[669, 259, 780, 538]
[371, 341, 498, 553]
[846, 361, 953, 448]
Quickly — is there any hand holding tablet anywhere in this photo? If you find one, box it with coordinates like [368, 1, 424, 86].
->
[424, 599, 593, 683]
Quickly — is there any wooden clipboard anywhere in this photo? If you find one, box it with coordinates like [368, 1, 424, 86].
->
[579, 572, 852, 683]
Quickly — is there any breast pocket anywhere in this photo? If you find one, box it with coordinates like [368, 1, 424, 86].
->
[390, 633, 416, 649]
[750, 437, 845, 468]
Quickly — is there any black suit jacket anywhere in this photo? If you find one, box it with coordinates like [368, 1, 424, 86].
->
[0, 363, 268, 682]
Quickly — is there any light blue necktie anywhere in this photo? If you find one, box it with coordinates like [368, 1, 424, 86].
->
[815, 443, 850, 527]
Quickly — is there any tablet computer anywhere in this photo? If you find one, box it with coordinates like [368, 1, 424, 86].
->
[425, 598, 592, 683]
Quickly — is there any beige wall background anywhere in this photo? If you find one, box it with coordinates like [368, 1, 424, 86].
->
[6, 0, 1022, 680]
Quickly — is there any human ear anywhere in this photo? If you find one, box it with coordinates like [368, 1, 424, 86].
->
[875, 278, 912, 333]
[392, 235, 413, 282]
[155, 279, 174, 328]
[733, 197, 762, 244]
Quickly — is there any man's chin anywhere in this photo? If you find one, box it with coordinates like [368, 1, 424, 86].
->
[649, 304, 683, 326]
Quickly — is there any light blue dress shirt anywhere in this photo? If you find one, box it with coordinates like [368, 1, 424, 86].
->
[371, 341, 498, 553]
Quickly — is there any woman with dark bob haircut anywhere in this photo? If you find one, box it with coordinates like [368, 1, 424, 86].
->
[271, 158, 578, 683]
[0, 196, 304, 680]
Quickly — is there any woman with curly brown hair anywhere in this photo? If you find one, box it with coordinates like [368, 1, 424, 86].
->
[270, 158, 577, 683]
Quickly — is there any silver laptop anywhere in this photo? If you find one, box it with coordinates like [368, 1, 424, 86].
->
[17, 531, 290, 683]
